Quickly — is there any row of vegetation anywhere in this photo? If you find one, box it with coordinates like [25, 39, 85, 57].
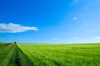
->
[0, 42, 14, 66]
[0, 42, 33, 66]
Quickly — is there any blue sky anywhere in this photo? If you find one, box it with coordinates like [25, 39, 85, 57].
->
[0, 0, 100, 43]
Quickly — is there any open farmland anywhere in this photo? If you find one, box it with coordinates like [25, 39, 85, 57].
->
[17, 43, 100, 66]
[0, 43, 33, 66]
[0, 43, 15, 66]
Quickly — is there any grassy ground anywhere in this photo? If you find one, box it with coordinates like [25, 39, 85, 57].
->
[0, 43, 100, 66]
[17, 43, 100, 66]
[0, 42, 33, 66]
[0, 43, 14, 66]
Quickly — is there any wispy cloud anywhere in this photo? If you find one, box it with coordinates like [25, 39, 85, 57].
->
[0, 38, 4, 39]
[53, 38, 58, 40]
[7, 35, 12, 36]
[73, 0, 78, 2]
[95, 37, 100, 39]
[0, 23, 38, 33]
[84, 7, 88, 10]
[72, 37, 77, 39]
[73, 17, 77, 20]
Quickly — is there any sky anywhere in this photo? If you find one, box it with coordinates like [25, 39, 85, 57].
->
[0, 0, 100, 43]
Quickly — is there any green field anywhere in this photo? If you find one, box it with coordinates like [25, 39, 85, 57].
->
[0, 43, 32, 66]
[0, 43, 100, 66]
[17, 43, 100, 66]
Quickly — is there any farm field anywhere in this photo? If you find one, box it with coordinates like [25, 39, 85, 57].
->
[0, 43, 15, 66]
[0, 43, 32, 66]
[0, 43, 100, 66]
[17, 43, 100, 66]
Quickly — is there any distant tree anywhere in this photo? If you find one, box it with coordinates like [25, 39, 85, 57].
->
[14, 41, 16, 44]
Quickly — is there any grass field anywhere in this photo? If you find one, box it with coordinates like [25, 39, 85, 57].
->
[0, 42, 14, 66]
[17, 43, 100, 66]
[0, 43, 100, 66]
[0, 43, 32, 66]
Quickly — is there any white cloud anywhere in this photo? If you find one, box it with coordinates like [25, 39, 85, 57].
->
[84, 7, 88, 10]
[72, 37, 77, 39]
[73, 17, 77, 20]
[53, 38, 58, 40]
[95, 37, 100, 39]
[0, 23, 38, 33]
